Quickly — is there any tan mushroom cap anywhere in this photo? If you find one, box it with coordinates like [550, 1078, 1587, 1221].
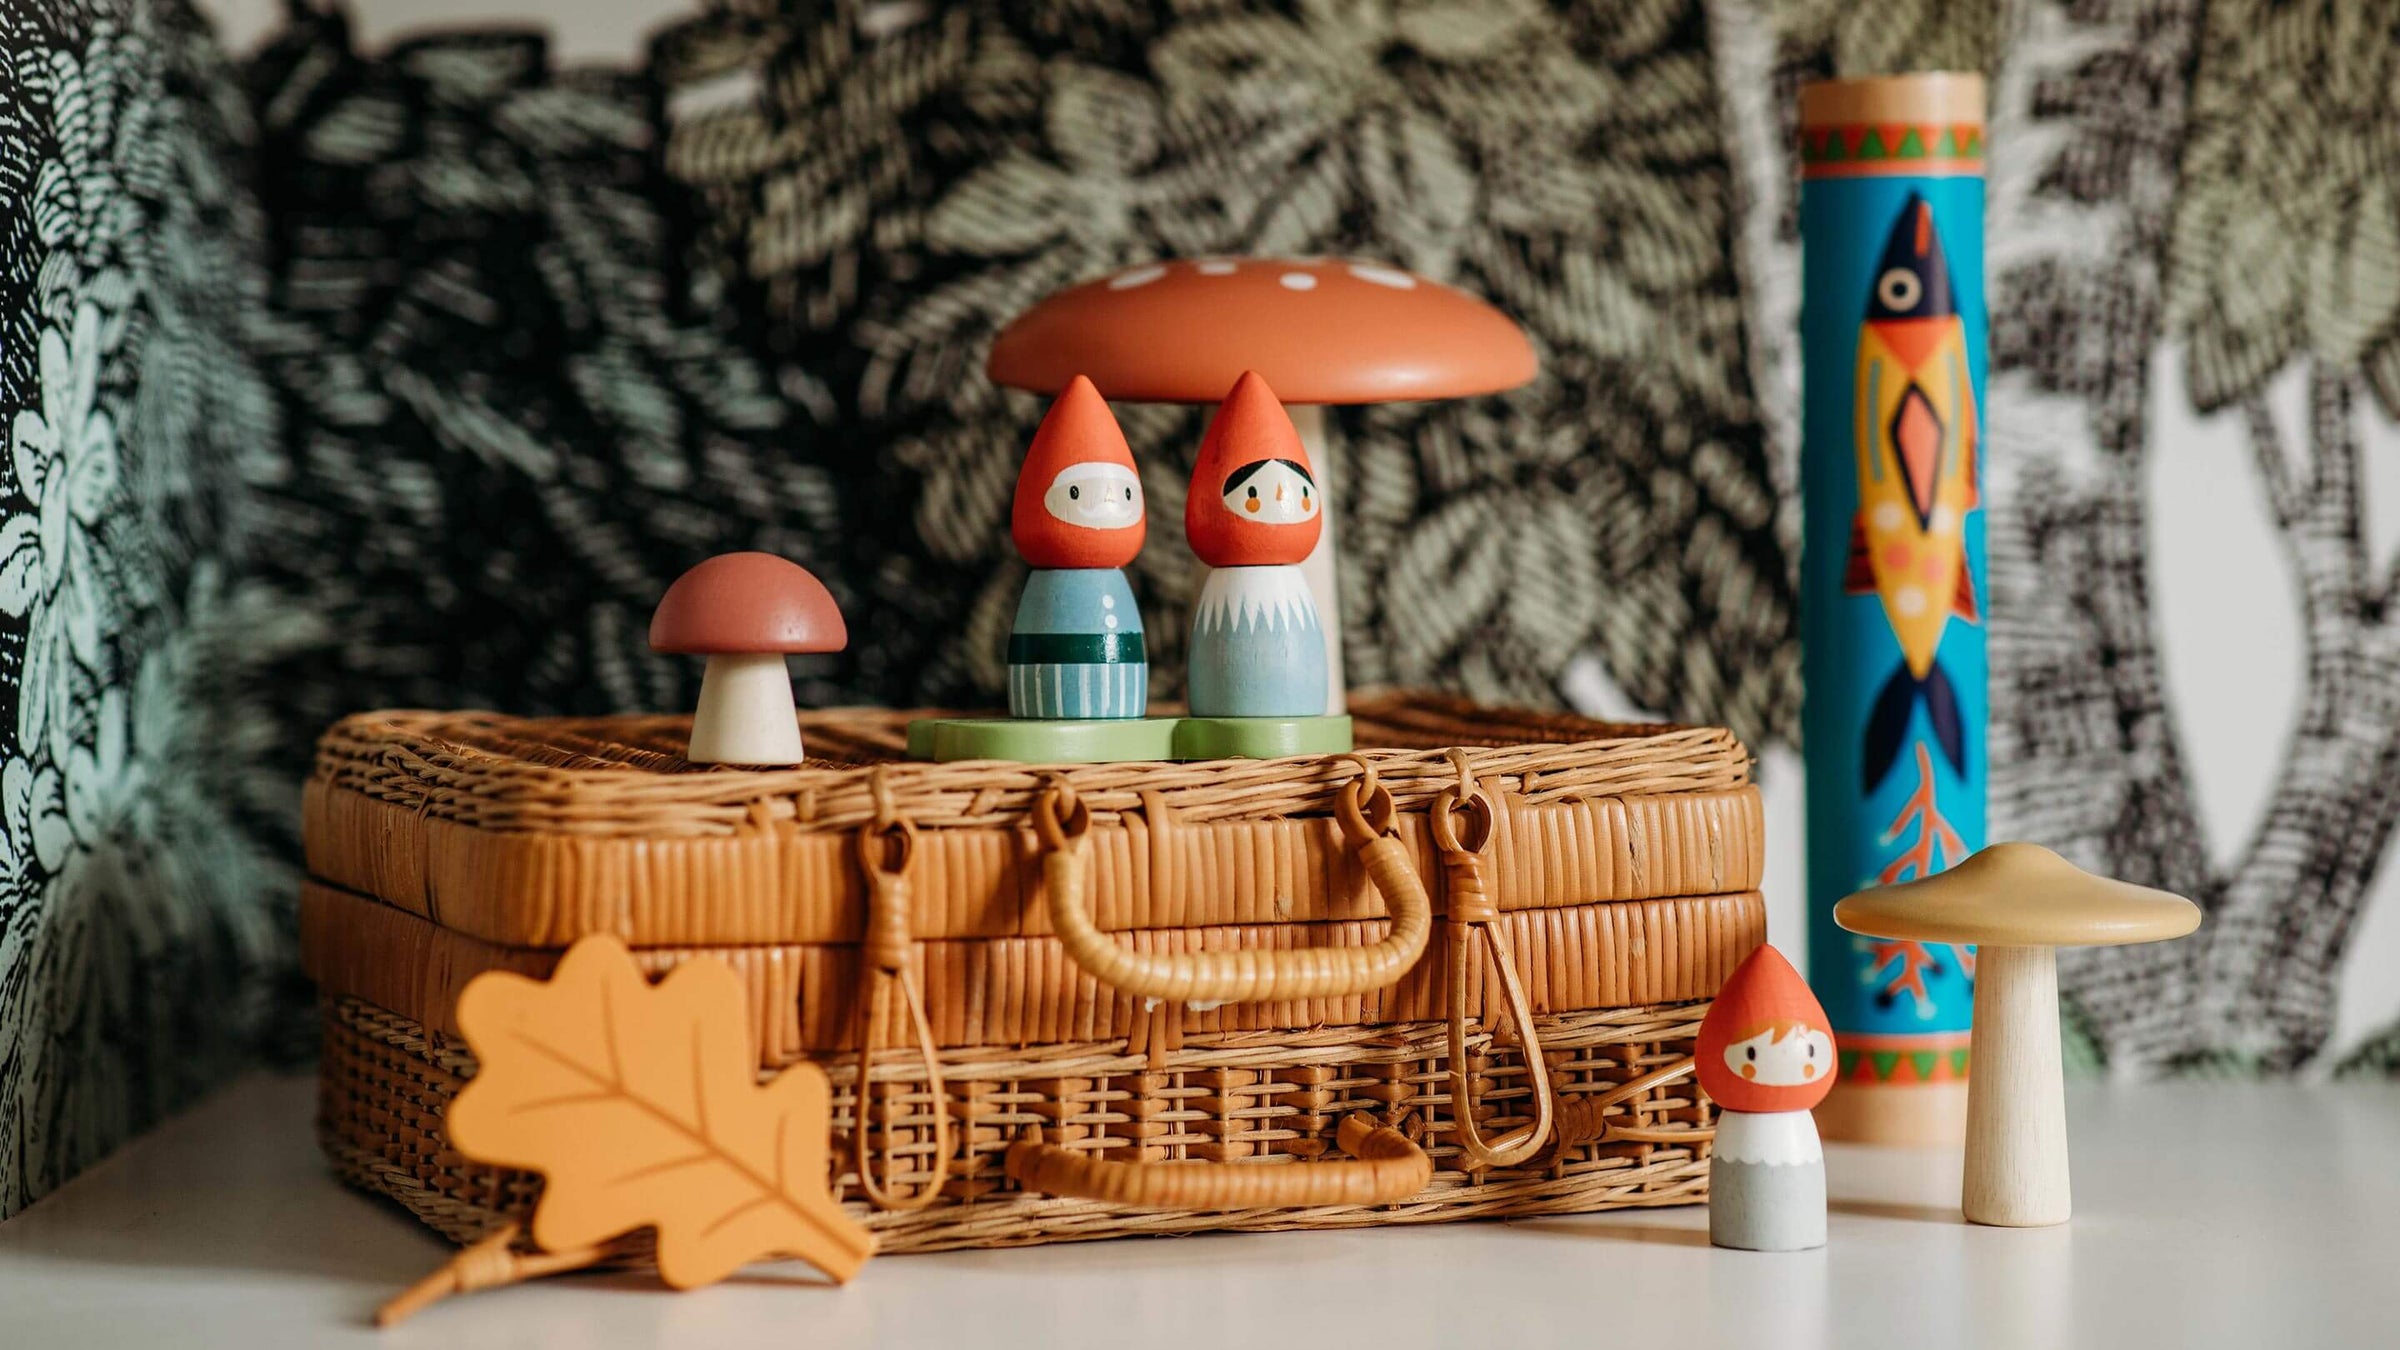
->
[1835, 841, 2201, 948]
[650, 552, 847, 655]
[986, 258, 1538, 405]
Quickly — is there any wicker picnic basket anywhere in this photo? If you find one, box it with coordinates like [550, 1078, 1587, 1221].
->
[303, 691, 1764, 1254]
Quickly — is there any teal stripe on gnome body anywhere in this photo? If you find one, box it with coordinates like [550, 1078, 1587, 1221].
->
[1008, 567, 1147, 720]
[1006, 630, 1146, 664]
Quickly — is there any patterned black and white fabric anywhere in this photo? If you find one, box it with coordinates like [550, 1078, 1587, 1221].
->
[0, 0, 298, 1210]
[1, 0, 2396, 1214]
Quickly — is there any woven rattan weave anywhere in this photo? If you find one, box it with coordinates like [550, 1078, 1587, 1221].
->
[323, 995, 1717, 1252]
[306, 691, 1763, 1250]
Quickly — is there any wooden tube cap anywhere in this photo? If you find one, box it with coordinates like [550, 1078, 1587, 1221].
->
[1798, 73, 1986, 129]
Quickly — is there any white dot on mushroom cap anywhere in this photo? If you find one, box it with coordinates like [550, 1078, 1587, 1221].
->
[1196, 260, 1237, 275]
[1279, 272, 1318, 291]
[1109, 265, 1168, 290]
[1348, 264, 1416, 289]
[1101, 594, 1115, 608]
[1103, 614, 1119, 629]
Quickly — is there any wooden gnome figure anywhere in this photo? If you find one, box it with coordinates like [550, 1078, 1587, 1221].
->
[1696, 944, 1837, 1251]
[1185, 371, 1327, 718]
[1008, 375, 1149, 719]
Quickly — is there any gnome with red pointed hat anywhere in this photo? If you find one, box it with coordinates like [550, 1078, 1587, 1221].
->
[1696, 944, 1837, 1251]
[1185, 372, 1328, 718]
[1007, 376, 1148, 719]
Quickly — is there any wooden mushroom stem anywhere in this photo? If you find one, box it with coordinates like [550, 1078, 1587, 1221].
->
[688, 652, 803, 764]
[1287, 404, 1345, 714]
[1964, 944, 2070, 1227]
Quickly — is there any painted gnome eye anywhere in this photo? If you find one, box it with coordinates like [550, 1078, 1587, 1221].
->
[1044, 462, 1142, 530]
[1222, 460, 1318, 525]
[1877, 266, 1921, 312]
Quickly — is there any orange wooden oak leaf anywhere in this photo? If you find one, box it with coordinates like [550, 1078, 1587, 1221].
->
[446, 935, 875, 1290]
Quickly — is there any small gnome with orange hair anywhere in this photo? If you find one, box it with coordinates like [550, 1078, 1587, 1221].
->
[1696, 944, 1837, 1251]
[1006, 375, 1148, 720]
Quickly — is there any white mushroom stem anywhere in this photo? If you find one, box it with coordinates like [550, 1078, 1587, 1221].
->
[1964, 943, 2071, 1227]
[687, 653, 804, 765]
[1289, 404, 1346, 713]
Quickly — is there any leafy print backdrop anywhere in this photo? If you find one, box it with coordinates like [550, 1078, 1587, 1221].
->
[658, 0, 1796, 742]
[2, 0, 2398, 1214]
[239, 6, 845, 791]
[0, 0, 294, 1210]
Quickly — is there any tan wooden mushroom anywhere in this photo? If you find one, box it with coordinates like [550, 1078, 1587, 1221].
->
[988, 259, 1538, 712]
[650, 553, 847, 765]
[1834, 842, 2200, 1227]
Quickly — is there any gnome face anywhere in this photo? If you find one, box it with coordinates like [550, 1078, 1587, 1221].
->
[1013, 375, 1146, 570]
[1219, 459, 1317, 527]
[1045, 462, 1143, 531]
[1720, 1024, 1835, 1089]
[1695, 944, 1837, 1114]
[1187, 371, 1321, 568]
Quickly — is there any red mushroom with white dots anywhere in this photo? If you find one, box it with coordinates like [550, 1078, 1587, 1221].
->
[989, 258, 1537, 712]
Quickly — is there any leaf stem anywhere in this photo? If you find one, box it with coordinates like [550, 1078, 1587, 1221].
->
[375, 1223, 612, 1327]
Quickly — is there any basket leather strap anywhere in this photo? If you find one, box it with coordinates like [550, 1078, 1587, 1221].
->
[1432, 781, 1556, 1170]
[1004, 1113, 1431, 1210]
[1033, 773, 1433, 1005]
[849, 816, 953, 1211]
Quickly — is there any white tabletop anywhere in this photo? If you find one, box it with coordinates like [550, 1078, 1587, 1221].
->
[2, 1075, 2394, 1349]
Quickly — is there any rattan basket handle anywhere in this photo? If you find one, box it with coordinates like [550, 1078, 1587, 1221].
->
[1033, 778, 1433, 1004]
[1433, 788, 1555, 1170]
[1004, 1113, 1431, 1210]
[850, 818, 952, 1211]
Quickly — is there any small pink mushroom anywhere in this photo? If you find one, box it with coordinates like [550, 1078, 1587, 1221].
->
[650, 553, 846, 765]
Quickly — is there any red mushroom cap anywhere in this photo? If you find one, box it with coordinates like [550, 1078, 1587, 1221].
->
[649, 553, 848, 655]
[988, 258, 1537, 405]
[1187, 371, 1320, 568]
[1012, 375, 1146, 569]
[1695, 945, 1836, 1114]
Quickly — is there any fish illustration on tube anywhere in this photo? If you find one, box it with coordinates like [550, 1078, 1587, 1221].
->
[1799, 74, 1988, 1147]
[1848, 191, 1979, 793]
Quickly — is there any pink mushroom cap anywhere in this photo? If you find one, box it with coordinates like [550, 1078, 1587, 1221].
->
[650, 553, 847, 655]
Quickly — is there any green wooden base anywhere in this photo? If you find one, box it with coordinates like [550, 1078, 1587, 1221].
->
[909, 717, 1179, 764]
[906, 714, 1355, 763]
[1171, 715, 1354, 760]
